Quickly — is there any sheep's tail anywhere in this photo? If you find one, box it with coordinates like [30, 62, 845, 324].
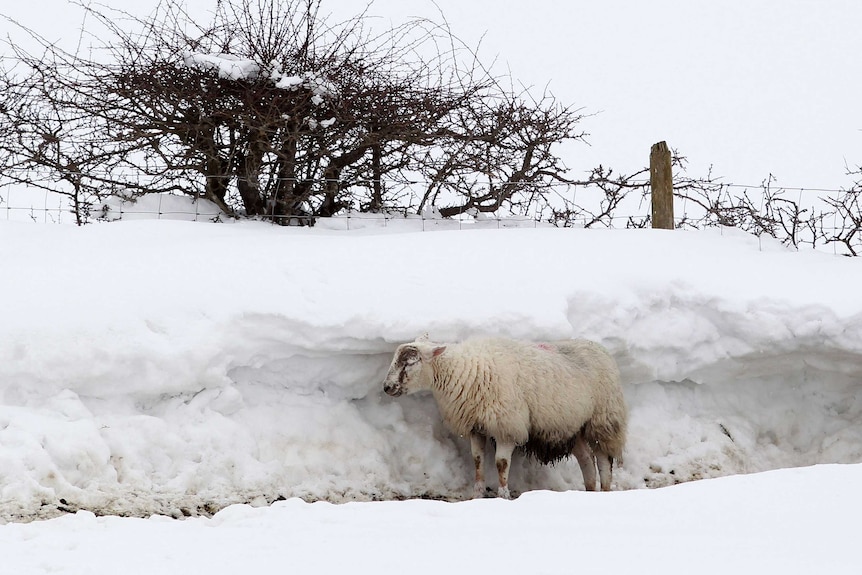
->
[584, 415, 627, 463]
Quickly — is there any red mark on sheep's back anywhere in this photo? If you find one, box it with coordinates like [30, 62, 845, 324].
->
[536, 343, 555, 351]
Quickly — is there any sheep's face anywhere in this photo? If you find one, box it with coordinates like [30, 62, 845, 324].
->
[383, 342, 445, 397]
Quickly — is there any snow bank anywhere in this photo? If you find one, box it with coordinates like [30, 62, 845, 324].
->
[2, 464, 858, 574]
[1, 220, 860, 521]
[98, 194, 225, 222]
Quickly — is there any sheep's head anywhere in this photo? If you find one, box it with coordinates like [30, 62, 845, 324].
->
[382, 341, 446, 397]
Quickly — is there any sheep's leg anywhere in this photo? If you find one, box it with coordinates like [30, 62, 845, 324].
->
[470, 432, 487, 498]
[596, 451, 614, 491]
[494, 439, 516, 499]
[573, 435, 597, 492]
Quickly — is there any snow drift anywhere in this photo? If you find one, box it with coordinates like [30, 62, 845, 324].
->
[1, 219, 860, 522]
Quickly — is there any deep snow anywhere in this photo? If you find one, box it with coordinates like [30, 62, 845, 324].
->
[1, 216, 861, 573]
[1, 217, 861, 524]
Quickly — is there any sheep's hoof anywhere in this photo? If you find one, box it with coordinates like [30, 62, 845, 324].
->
[497, 486, 511, 500]
[472, 483, 491, 499]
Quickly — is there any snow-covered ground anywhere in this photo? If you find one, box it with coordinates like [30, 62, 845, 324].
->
[2, 464, 859, 574]
[1, 215, 861, 572]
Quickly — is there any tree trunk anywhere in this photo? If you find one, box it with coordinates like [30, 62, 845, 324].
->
[273, 133, 299, 219]
[203, 154, 232, 215]
[370, 142, 383, 212]
[235, 129, 267, 216]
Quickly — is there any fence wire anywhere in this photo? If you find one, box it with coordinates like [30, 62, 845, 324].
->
[1, 176, 859, 256]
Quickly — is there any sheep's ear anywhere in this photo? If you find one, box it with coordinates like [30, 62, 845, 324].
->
[418, 343, 446, 362]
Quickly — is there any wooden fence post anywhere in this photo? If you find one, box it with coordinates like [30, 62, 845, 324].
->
[650, 141, 674, 229]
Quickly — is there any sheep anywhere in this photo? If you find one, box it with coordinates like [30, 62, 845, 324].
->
[382, 336, 627, 499]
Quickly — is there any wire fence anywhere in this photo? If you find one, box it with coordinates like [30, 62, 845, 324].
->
[0, 183, 554, 230]
[1, 175, 860, 255]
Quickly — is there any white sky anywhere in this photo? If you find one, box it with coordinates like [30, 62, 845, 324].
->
[2, 0, 860, 190]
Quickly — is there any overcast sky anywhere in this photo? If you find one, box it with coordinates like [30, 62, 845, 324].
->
[3, 0, 860, 190]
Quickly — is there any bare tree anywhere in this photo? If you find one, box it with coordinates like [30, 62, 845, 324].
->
[1, 0, 589, 224]
[417, 90, 589, 218]
[3, 0, 859, 253]
[821, 165, 862, 256]
[544, 164, 649, 228]
[544, 150, 862, 257]
[0, 47, 117, 224]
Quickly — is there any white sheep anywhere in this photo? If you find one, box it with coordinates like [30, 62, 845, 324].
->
[382, 336, 627, 499]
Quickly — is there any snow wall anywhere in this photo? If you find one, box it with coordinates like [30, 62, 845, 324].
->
[1, 220, 861, 522]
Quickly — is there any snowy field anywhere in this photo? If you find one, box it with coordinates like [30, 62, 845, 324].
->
[1, 214, 861, 572]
